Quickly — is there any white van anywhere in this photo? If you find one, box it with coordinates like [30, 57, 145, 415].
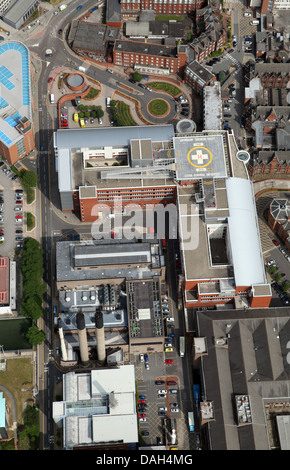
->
[250, 19, 259, 25]
[106, 97, 111, 108]
[50, 93, 54, 104]
[166, 317, 175, 322]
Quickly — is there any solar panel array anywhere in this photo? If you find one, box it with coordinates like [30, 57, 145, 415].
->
[0, 42, 30, 106]
[0, 42, 30, 147]
[0, 65, 14, 91]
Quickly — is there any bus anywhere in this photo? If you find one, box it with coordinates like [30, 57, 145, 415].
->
[193, 384, 200, 405]
[179, 336, 185, 357]
[188, 412, 194, 432]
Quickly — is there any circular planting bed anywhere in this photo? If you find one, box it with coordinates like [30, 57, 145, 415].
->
[148, 98, 169, 117]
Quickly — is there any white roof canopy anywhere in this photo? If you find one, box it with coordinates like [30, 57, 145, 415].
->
[226, 177, 266, 287]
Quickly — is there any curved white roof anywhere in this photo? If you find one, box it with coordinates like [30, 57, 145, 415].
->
[226, 177, 266, 287]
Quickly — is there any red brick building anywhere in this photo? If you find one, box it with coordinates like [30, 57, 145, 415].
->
[113, 40, 189, 74]
[120, 0, 205, 18]
[247, 151, 290, 177]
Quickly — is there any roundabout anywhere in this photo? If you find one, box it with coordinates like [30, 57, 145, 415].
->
[147, 98, 170, 118]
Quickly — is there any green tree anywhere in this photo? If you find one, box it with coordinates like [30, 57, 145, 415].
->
[282, 282, 290, 292]
[20, 296, 43, 321]
[274, 272, 282, 282]
[96, 107, 104, 118]
[269, 265, 277, 275]
[20, 170, 38, 188]
[132, 72, 142, 82]
[26, 325, 45, 346]
[84, 111, 90, 119]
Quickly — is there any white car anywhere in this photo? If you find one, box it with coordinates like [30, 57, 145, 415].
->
[170, 408, 179, 413]
[232, 35, 236, 41]
[106, 69, 113, 74]
[140, 353, 144, 363]
[139, 417, 147, 422]
[98, 117, 103, 125]
[158, 390, 167, 395]
[267, 259, 275, 266]
[159, 407, 167, 411]
[244, 12, 251, 17]
[0, 236, 4, 241]
[14, 207, 22, 211]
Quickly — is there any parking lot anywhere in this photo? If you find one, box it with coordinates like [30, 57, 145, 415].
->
[0, 160, 24, 257]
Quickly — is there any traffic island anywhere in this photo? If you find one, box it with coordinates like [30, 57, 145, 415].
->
[147, 98, 170, 118]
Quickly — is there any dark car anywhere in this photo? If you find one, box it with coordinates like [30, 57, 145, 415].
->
[141, 431, 149, 436]
[158, 411, 167, 416]
[0, 161, 4, 167]
[138, 83, 146, 89]
[129, 79, 136, 84]
[58, 29, 63, 34]
[155, 380, 165, 385]
[224, 114, 232, 118]
[228, 48, 234, 53]
[15, 229, 23, 233]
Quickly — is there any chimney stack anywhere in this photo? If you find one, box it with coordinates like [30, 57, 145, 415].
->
[76, 312, 89, 365]
[95, 311, 106, 364]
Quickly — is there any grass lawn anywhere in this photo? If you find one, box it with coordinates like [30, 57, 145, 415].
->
[0, 358, 34, 427]
[148, 82, 182, 97]
[148, 98, 169, 116]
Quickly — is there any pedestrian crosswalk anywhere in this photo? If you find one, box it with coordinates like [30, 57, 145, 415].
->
[224, 52, 242, 71]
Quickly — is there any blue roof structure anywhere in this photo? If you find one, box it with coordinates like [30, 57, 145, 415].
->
[0, 41, 32, 148]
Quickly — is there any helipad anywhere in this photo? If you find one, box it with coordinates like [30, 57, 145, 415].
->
[173, 134, 228, 181]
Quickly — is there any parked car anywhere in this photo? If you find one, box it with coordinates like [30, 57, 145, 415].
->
[157, 389, 167, 395]
[165, 359, 174, 364]
[141, 431, 149, 436]
[106, 69, 113, 74]
[171, 408, 179, 413]
[129, 79, 136, 84]
[155, 380, 165, 385]
[139, 417, 146, 422]
[168, 389, 178, 394]
[272, 239, 279, 246]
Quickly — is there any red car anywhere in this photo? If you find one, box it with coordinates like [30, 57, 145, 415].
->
[165, 359, 174, 364]
[139, 399, 146, 404]
[16, 200, 23, 204]
[61, 123, 68, 127]
[138, 413, 146, 418]
[15, 215, 22, 219]
[61, 119, 68, 124]
[272, 239, 279, 246]
[48, 77, 53, 83]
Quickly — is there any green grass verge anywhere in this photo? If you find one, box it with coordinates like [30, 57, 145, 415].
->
[26, 187, 35, 204]
[147, 81, 182, 97]
[113, 101, 137, 126]
[26, 212, 35, 231]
